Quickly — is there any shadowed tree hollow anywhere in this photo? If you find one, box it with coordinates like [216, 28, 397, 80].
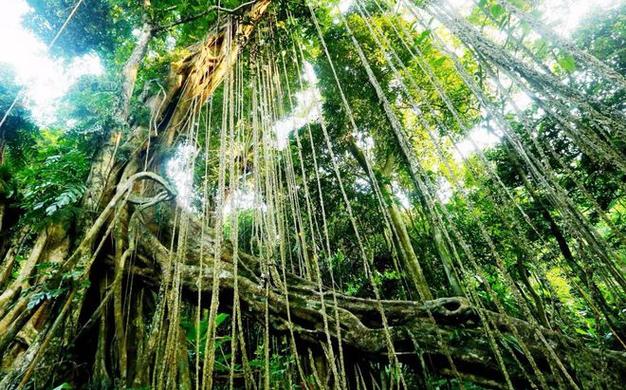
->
[0, 0, 625, 389]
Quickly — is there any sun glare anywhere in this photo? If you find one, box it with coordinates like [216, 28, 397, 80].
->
[0, 0, 620, 131]
[272, 62, 322, 149]
[0, 0, 103, 125]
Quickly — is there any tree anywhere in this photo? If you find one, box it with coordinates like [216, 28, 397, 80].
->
[0, 0, 625, 389]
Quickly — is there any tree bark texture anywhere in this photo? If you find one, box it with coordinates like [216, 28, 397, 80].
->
[127, 210, 626, 389]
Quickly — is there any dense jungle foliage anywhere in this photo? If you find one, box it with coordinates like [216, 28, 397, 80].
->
[0, 0, 625, 389]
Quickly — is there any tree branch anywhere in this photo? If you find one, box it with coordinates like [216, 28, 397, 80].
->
[155, 0, 259, 33]
[126, 217, 626, 388]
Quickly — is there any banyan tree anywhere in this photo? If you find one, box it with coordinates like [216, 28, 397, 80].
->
[0, 0, 625, 388]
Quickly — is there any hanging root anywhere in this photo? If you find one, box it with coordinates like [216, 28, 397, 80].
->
[109, 212, 626, 388]
[0, 171, 176, 389]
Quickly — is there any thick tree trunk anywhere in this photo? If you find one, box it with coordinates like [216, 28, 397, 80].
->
[82, 22, 155, 216]
[347, 141, 433, 300]
[126, 210, 626, 389]
[432, 225, 463, 296]
[0, 3, 272, 388]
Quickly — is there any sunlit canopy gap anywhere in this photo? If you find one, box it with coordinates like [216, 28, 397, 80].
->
[0, 0, 104, 125]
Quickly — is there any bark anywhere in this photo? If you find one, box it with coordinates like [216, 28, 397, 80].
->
[83, 0, 272, 217]
[126, 211, 626, 388]
[386, 198, 433, 299]
[0, 202, 4, 234]
[120, 23, 154, 119]
[347, 141, 433, 300]
[81, 22, 154, 215]
[112, 206, 130, 384]
[433, 226, 463, 296]
[0, 231, 48, 313]
[92, 278, 111, 389]
[177, 328, 192, 390]
[0, 224, 68, 323]
[0, 227, 30, 291]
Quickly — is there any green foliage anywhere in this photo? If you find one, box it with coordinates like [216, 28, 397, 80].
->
[0, 67, 37, 167]
[51, 382, 73, 390]
[181, 311, 230, 365]
[556, 53, 577, 73]
[249, 345, 295, 386]
[24, 0, 136, 60]
[27, 286, 66, 310]
[15, 129, 91, 225]
[0, 165, 17, 202]
[59, 73, 125, 136]
[26, 261, 89, 310]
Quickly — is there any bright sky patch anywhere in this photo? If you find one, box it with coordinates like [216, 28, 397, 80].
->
[0, 0, 104, 125]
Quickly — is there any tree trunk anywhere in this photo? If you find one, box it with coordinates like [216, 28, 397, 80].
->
[515, 256, 550, 328]
[432, 225, 463, 296]
[0, 201, 5, 234]
[126, 210, 626, 388]
[346, 141, 433, 300]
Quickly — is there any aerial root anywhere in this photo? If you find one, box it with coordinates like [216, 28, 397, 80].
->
[0, 171, 176, 389]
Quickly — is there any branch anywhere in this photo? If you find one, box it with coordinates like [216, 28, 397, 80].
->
[155, 0, 259, 33]
[127, 218, 626, 388]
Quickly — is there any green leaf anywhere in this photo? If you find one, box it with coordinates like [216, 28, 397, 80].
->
[575, 328, 589, 336]
[490, 4, 505, 19]
[215, 312, 230, 328]
[52, 383, 73, 390]
[27, 292, 47, 310]
[415, 30, 431, 45]
[45, 204, 58, 216]
[432, 57, 447, 68]
[557, 54, 577, 73]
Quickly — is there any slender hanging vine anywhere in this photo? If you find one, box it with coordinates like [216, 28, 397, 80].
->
[0, 0, 625, 389]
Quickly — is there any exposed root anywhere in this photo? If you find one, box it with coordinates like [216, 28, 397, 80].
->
[119, 217, 626, 388]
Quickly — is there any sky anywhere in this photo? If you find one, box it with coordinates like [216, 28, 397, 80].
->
[273, 62, 322, 149]
[444, 0, 619, 33]
[0, 0, 621, 138]
[0, 0, 103, 125]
